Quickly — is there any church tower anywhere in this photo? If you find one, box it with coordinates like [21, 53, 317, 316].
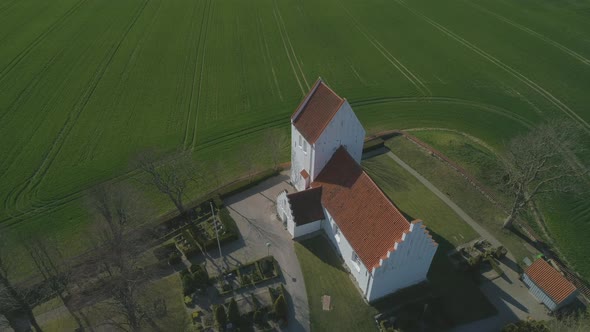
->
[289, 79, 365, 191]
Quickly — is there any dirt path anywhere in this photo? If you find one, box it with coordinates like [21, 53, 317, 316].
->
[383, 150, 550, 331]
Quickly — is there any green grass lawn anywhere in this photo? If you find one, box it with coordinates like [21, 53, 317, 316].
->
[407, 129, 590, 281]
[363, 154, 478, 247]
[2, 0, 590, 280]
[38, 274, 188, 332]
[294, 236, 378, 332]
[296, 233, 496, 331]
[382, 134, 538, 264]
[362, 154, 496, 324]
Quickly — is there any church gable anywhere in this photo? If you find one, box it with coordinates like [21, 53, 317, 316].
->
[291, 79, 345, 144]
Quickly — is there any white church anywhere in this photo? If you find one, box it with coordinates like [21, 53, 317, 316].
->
[277, 79, 438, 303]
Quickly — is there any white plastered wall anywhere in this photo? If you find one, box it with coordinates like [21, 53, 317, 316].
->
[321, 208, 372, 297]
[311, 101, 365, 180]
[366, 221, 437, 302]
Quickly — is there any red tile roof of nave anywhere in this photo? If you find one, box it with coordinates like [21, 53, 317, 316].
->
[311, 147, 411, 269]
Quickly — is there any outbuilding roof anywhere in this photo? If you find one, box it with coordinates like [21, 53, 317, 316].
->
[286, 187, 324, 226]
[291, 79, 345, 144]
[311, 147, 417, 269]
[525, 258, 577, 304]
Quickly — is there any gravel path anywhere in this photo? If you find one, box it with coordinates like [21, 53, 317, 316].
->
[210, 173, 310, 332]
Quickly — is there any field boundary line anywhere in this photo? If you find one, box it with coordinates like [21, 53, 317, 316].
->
[182, 0, 210, 149]
[0, 115, 286, 228]
[464, 0, 590, 66]
[6, 0, 152, 212]
[189, 0, 214, 151]
[274, 2, 309, 90]
[339, 2, 429, 96]
[272, 7, 305, 95]
[393, 0, 590, 132]
[0, 0, 89, 83]
[350, 96, 534, 128]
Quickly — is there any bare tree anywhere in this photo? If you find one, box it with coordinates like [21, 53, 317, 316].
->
[25, 236, 85, 330]
[86, 184, 161, 332]
[547, 309, 590, 332]
[265, 128, 289, 170]
[499, 120, 588, 229]
[0, 236, 43, 332]
[135, 150, 197, 217]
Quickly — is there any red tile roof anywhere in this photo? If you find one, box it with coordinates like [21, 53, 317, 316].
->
[292, 79, 345, 144]
[311, 147, 413, 269]
[287, 187, 324, 226]
[525, 259, 577, 304]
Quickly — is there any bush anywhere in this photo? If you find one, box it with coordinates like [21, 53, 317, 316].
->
[182, 274, 196, 295]
[168, 252, 182, 265]
[253, 310, 264, 326]
[260, 259, 273, 275]
[241, 275, 251, 286]
[273, 294, 288, 322]
[227, 298, 240, 325]
[214, 305, 227, 330]
[494, 246, 508, 259]
[502, 320, 549, 332]
[212, 195, 224, 209]
[192, 265, 209, 287]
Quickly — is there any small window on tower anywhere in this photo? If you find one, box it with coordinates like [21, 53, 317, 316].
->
[303, 141, 307, 153]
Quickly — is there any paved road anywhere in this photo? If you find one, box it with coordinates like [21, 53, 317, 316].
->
[209, 173, 310, 332]
[384, 151, 549, 332]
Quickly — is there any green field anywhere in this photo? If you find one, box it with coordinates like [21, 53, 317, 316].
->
[1, 0, 589, 278]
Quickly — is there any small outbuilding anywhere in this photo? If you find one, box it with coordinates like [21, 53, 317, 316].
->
[522, 258, 578, 311]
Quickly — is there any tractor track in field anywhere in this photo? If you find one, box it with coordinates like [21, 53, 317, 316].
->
[0, 17, 99, 181]
[3, 0, 152, 213]
[194, 116, 286, 151]
[464, 0, 590, 66]
[0, 0, 20, 21]
[393, 0, 590, 133]
[0, 48, 63, 123]
[76, 0, 164, 165]
[181, 0, 205, 148]
[257, 13, 284, 101]
[0, 51, 64, 177]
[188, 0, 214, 151]
[0, 114, 287, 230]
[0, 0, 89, 84]
[339, 2, 430, 97]
[182, 0, 211, 150]
[0, 14, 95, 177]
[273, 1, 309, 90]
[272, 3, 306, 96]
[350, 96, 534, 128]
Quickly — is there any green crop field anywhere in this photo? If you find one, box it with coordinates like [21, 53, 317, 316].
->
[1, 0, 589, 279]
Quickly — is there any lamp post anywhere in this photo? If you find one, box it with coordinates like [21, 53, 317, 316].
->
[211, 202, 223, 259]
[266, 242, 271, 257]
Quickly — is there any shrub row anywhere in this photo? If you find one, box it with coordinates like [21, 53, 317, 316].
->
[182, 264, 210, 295]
